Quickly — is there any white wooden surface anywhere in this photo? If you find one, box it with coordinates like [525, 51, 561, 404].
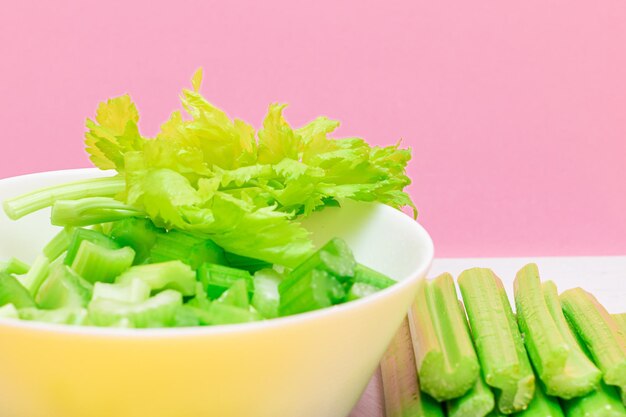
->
[349, 256, 626, 417]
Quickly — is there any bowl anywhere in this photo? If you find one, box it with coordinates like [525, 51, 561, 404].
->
[0, 168, 434, 417]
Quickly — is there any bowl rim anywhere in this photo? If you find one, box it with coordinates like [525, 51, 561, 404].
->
[0, 168, 434, 338]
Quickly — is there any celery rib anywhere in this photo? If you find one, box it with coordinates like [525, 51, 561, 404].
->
[446, 371, 495, 417]
[513, 382, 564, 417]
[51, 197, 143, 227]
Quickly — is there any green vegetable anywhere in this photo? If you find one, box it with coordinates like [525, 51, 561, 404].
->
[19, 307, 88, 326]
[71, 241, 135, 284]
[515, 264, 600, 399]
[0, 272, 35, 308]
[36, 264, 93, 309]
[614, 314, 626, 336]
[458, 268, 535, 414]
[346, 282, 380, 301]
[446, 371, 495, 417]
[0, 303, 19, 319]
[198, 263, 254, 300]
[251, 269, 281, 319]
[353, 264, 396, 289]
[116, 261, 196, 296]
[19, 255, 50, 296]
[0, 258, 29, 275]
[513, 382, 564, 417]
[92, 279, 151, 304]
[207, 302, 261, 325]
[561, 288, 626, 395]
[224, 252, 272, 273]
[51, 197, 143, 227]
[409, 273, 480, 401]
[562, 381, 626, 417]
[64, 228, 120, 266]
[150, 230, 226, 269]
[380, 318, 444, 417]
[108, 218, 162, 264]
[43, 227, 75, 261]
[279, 268, 345, 316]
[215, 280, 250, 309]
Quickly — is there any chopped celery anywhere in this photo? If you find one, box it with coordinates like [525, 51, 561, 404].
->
[562, 382, 626, 417]
[380, 318, 445, 417]
[251, 269, 281, 319]
[116, 261, 196, 296]
[353, 264, 396, 289]
[3, 176, 125, 220]
[19, 255, 50, 296]
[279, 269, 345, 316]
[171, 306, 204, 327]
[561, 288, 626, 394]
[614, 314, 626, 336]
[216, 280, 250, 309]
[458, 268, 535, 414]
[224, 252, 272, 273]
[198, 263, 254, 299]
[92, 279, 151, 304]
[207, 303, 262, 325]
[515, 265, 600, 399]
[51, 197, 143, 227]
[88, 290, 183, 328]
[36, 264, 93, 309]
[0, 272, 36, 308]
[64, 228, 120, 266]
[409, 274, 480, 401]
[0, 303, 19, 319]
[346, 282, 379, 301]
[447, 372, 495, 417]
[150, 231, 227, 269]
[71, 241, 135, 283]
[18, 307, 88, 326]
[43, 227, 75, 261]
[0, 257, 30, 275]
[513, 382, 564, 417]
[108, 218, 162, 264]
[187, 282, 212, 311]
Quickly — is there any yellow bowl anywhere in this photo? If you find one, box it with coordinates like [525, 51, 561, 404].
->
[0, 169, 434, 417]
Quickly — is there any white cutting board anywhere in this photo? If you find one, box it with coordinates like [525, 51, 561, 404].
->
[349, 256, 626, 417]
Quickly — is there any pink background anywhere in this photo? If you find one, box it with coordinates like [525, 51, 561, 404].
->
[1, 1, 625, 258]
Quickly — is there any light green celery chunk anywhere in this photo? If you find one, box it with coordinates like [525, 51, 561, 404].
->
[198, 263, 254, 300]
[216, 280, 250, 309]
[43, 227, 75, 261]
[0, 304, 19, 319]
[36, 264, 93, 309]
[51, 197, 143, 227]
[353, 264, 396, 289]
[19, 255, 50, 296]
[150, 231, 227, 270]
[207, 303, 262, 325]
[65, 228, 120, 266]
[88, 290, 182, 328]
[561, 288, 626, 394]
[116, 261, 196, 296]
[251, 269, 281, 319]
[409, 273, 480, 401]
[224, 252, 272, 273]
[0, 257, 29, 275]
[18, 308, 88, 325]
[515, 265, 600, 399]
[278, 269, 345, 316]
[562, 382, 626, 417]
[447, 372, 495, 417]
[0, 272, 36, 308]
[458, 268, 535, 414]
[347, 282, 380, 301]
[92, 279, 151, 304]
[108, 218, 162, 265]
[380, 318, 444, 417]
[514, 382, 564, 417]
[71, 241, 135, 283]
[3, 176, 125, 220]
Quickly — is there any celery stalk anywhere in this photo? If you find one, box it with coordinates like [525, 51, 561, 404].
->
[514, 382, 564, 417]
[446, 372, 495, 417]
[198, 263, 254, 300]
[353, 264, 396, 289]
[92, 279, 151, 304]
[88, 290, 183, 328]
[216, 280, 250, 309]
[51, 197, 143, 227]
[0, 272, 36, 308]
[64, 228, 120, 266]
[380, 318, 444, 417]
[116, 261, 196, 296]
[3, 176, 125, 220]
[409, 274, 480, 401]
[515, 265, 600, 398]
[251, 269, 281, 319]
[108, 218, 162, 264]
[19, 307, 88, 326]
[562, 381, 626, 417]
[561, 288, 626, 395]
[43, 227, 75, 261]
[36, 264, 93, 309]
[459, 268, 535, 414]
[0, 303, 19, 319]
[278, 269, 345, 316]
[19, 254, 50, 296]
[207, 303, 262, 325]
[0, 257, 30, 275]
[346, 282, 379, 301]
[71, 241, 135, 284]
[150, 231, 227, 269]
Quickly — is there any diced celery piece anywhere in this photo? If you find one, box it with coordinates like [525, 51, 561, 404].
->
[43, 227, 75, 261]
[92, 279, 151, 304]
[88, 290, 183, 328]
[150, 231, 227, 269]
[116, 261, 196, 296]
[447, 371, 495, 417]
[198, 263, 254, 299]
[346, 282, 380, 301]
[171, 306, 204, 327]
[36, 264, 93, 309]
[561, 288, 626, 395]
[207, 302, 261, 325]
[18, 307, 88, 326]
[251, 269, 282, 319]
[353, 264, 396, 289]
[19, 255, 50, 296]
[65, 228, 120, 266]
[0, 303, 19, 319]
[562, 382, 626, 417]
[216, 280, 250, 309]
[187, 282, 212, 311]
[279, 269, 345, 316]
[0, 272, 36, 308]
[0, 257, 30, 275]
[514, 381, 564, 417]
[409, 274, 480, 401]
[459, 268, 535, 414]
[224, 252, 272, 273]
[71, 241, 135, 284]
[381, 318, 445, 417]
[515, 265, 600, 399]
[51, 197, 143, 227]
[108, 218, 162, 264]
